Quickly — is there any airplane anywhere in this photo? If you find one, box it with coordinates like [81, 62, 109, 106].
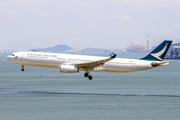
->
[7, 40, 172, 80]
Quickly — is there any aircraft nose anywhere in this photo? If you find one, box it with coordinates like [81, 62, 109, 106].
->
[7, 56, 10, 60]
[7, 55, 11, 60]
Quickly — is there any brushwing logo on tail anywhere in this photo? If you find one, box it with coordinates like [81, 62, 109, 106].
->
[150, 43, 168, 61]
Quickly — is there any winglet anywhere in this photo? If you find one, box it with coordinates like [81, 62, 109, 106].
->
[141, 40, 172, 61]
[109, 53, 117, 58]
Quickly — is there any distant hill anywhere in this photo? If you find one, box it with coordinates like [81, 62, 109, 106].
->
[81, 48, 107, 53]
[39, 44, 72, 53]
[31, 45, 107, 54]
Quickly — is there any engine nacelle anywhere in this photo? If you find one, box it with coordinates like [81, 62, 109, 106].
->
[60, 65, 79, 73]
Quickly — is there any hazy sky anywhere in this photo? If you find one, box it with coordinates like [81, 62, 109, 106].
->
[0, 0, 180, 50]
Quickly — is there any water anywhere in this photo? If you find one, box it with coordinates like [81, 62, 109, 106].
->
[0, 53, 180, 120]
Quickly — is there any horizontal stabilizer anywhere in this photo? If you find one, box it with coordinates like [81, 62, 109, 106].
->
[151, 61, 169, 67]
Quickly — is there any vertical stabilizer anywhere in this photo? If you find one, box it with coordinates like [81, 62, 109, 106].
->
[141, 40, 172, 61]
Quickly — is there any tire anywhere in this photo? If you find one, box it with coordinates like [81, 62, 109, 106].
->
[88, 76, 92, 80]
[84, 73, 88, 77]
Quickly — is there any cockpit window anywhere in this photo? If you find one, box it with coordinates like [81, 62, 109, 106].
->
[11, 54, 15, 56]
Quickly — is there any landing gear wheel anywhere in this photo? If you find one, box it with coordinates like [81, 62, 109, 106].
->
[84, 72, 93, 80]
[84, 73, 88, 77]
[88, 76, 92, 80]
[21, 65, 24, 72]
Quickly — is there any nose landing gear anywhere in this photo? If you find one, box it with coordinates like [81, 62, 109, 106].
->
[21, 65, 24, 72]
[84, 72, 93, 80]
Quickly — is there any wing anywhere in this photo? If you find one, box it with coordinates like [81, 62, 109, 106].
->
[76, 53, 117, 69]
[62, 53, 117, 70]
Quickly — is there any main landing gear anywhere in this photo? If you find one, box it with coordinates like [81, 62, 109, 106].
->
[84, 72, 93, 80]
[21, 65, 24, 72]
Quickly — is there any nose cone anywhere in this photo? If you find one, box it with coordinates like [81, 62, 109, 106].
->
[7, 55, 12, 61]
[7, 55, 10, 60]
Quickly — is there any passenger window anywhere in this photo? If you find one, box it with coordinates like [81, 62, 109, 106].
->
[11, 54, 15, 56]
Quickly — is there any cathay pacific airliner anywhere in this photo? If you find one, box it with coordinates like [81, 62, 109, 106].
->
[7, 40, 172, 80]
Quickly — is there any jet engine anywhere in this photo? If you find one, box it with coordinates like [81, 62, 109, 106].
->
[60, 65, 79, 73]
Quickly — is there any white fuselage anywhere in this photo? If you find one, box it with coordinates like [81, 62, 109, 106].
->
[7, 51, 168, 73]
